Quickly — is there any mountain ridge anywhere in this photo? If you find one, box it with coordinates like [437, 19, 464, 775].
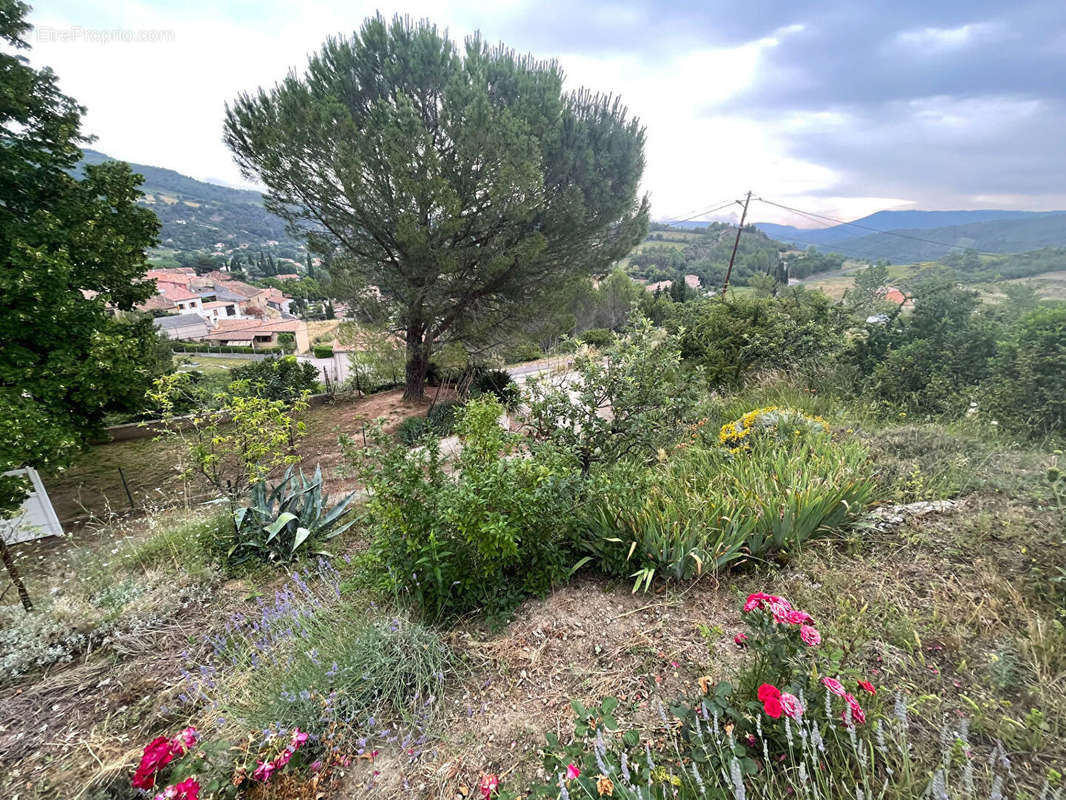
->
[78, 149, 302, 257]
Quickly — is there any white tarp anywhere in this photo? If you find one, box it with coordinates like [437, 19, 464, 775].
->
[2, 468, 63, 544]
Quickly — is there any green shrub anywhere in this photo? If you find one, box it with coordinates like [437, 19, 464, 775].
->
[471, 369, 519, 408]
[395, 415, 431, 445]
[526, 317, 700, 474]
[578, 327, 614, 348]
[230, 356, 320, 402]
[394, 401, 462, 445]
[984, 303, 1066, 436]
[312, 344, 334, 359]
[578, 421, 876, 590]
[671, 289, 844, 390]
[503, 340, 543, 363]
[427, 399, 461, 432]
[229, 464, 355, 564]
[347, 396, 580, 619]
[848, 271, 997, 416]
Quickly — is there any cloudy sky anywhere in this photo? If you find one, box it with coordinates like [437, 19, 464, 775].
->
[25, 0, 1066, 226]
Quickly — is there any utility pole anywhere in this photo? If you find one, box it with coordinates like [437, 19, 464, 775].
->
[722, 190, 752, 295]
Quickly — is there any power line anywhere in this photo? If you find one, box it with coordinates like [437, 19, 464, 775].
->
[754, 196, 1003, 257]
[665, 198, 743, 226]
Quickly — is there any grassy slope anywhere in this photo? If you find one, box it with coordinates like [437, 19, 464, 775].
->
[2, 385, 1063, 798]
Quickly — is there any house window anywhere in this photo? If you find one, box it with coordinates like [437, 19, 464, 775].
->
[226, 305, 236, 316]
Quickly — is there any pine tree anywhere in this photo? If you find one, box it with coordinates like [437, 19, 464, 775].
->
[225, 14, 648, 400]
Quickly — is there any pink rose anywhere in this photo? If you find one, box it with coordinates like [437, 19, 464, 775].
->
[743, 592, 770, 612]
[743, 592, 790, 613]
[821, 677, 846, 697]
[800, 625, 821, 646]
[784, 610, 813, 625]
[733, 633, 748, 647]
[566, 763, 581, 780]
[252, 760, 276, 783]
[769, 601, 792, 624]
[274, 748, 293, 768]
[843, 694, 867, 725]
[480, 774, 500, 799]
[153, 778, 200, 800]
[171, 727, 199, 755]
[779, 693, 804, 719]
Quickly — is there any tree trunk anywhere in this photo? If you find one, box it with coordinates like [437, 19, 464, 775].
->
[403, 323, 430, 402]
[0, 535, 32, 612]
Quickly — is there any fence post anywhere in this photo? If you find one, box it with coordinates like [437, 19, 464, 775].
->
[118, 467, 136, 510]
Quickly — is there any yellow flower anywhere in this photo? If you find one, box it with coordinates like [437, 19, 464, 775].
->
[597, 775, 615, 796]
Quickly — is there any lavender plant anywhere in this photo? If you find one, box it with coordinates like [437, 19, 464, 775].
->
[176, 558, 455, 790]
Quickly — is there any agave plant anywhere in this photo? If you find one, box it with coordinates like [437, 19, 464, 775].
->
[231, 464, 355, 564]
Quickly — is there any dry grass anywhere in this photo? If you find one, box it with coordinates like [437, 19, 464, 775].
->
[42, 389, 444, 528]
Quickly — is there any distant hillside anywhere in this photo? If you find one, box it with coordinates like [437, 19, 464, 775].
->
[78, 149, 303, 258]
[631, 223, 841, 287]
[753, 209, 1066, 262]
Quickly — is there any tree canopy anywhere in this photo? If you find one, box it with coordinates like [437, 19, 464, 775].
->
[224, 14, 649, 399]
[0, 0, 161, 515]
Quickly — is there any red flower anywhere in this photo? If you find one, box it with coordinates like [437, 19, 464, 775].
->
[763, 695, 784, 719]
[820, 677, 846, 697]
[132, 736, 178, 790]
[783, 609, 813, 625]
[858, 680, 876, 695]
[757, 683, 781, 702]
[480, 773, 500, 799]
[800, 625, 821, 647]
[733, 633, 748, 647]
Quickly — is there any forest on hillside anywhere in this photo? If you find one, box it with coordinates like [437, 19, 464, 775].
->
[630, 223, 847, 287]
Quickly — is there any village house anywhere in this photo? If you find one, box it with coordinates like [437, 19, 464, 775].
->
[153, 313, 210, 340]
[200, 319, 310, 353]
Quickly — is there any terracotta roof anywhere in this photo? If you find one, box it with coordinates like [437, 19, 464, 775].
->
[163, 286, 200, 302]
[259, 320, 303, 332]
[211, 319, 263, 333]
[202, 300, 237, 309]
[684, 274, 701, 289]
[879, 287, 908, 305]
[137, 294, 176, 312]
[275, 273, 300, 280]
[645, 280, 673, 293]
[217, 280, 265, 299]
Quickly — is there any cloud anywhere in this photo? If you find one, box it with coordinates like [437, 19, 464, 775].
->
[22, 0, 1066, 223]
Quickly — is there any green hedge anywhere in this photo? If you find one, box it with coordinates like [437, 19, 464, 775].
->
[312, 345, 334, 358]
[171, 343, 292, 355]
